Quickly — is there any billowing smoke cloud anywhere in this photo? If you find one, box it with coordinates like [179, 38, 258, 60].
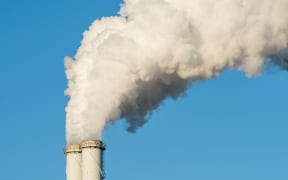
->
[65, 0, 288, 144]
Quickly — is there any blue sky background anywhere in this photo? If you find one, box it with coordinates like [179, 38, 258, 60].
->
[0, 0, 287, 179]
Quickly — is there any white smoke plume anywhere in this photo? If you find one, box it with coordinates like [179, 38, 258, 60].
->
[65, 0, 288, 144]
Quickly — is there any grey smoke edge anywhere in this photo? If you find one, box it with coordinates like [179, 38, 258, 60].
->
[120, 75, 189, 132]
[121, 50, 288, 132]
[269, 49, 288, 70]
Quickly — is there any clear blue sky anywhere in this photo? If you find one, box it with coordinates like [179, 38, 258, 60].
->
[0, 1, 287, 180]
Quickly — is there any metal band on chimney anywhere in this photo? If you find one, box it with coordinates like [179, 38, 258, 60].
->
[64, 144, 82, 155]
[80, 140, 106, 150]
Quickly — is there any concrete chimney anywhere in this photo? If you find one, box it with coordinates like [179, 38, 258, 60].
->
[65, 144, 82, 180]
[81, 140, 106, 180]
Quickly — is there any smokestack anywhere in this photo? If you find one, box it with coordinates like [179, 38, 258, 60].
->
[65, 144, 82, 180]
[81, 140, 106, 180]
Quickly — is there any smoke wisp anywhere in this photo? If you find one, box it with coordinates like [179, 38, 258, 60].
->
[65, 0, 288, 144]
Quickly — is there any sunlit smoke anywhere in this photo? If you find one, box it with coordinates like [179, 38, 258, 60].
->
[65, 0, 288, 144]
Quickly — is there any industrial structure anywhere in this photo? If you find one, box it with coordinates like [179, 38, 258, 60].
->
[65, 144, 82, 180]
[65, 140, 105, 180]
